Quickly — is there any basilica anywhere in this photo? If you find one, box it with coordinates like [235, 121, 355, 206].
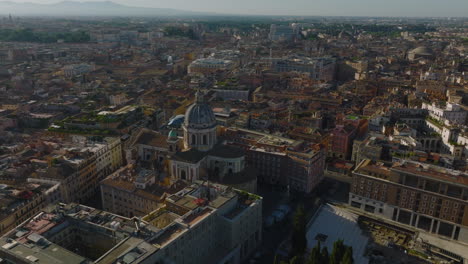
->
[167, 91, 257, 193]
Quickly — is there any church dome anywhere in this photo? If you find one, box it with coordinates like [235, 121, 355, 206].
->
[184, 91, 217, 129]
[409, 46, 433, 56]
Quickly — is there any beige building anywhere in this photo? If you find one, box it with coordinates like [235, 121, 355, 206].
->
[100, 164, 187, 218]
[143, 182, 262, 264]
[0, 181, 60, 236]
[0, 182, 262, 264]
[33, 136, 123, 203]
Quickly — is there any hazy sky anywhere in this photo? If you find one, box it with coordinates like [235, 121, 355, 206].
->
[6, 0, 468, 17]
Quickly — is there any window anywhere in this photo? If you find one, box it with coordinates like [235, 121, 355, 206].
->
[192, 135, 196, 144]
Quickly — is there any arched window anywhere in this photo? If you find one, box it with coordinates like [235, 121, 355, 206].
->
[203, 135, 207, 145]
[192, 134, 196, 144]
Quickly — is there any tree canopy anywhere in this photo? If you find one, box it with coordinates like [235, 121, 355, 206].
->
[291, 205, 308, 257]
[0, 28, 90, 43]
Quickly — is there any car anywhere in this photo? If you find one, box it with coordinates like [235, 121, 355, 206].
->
[277, 204, 291, 215]
[272, 210, 286, 222]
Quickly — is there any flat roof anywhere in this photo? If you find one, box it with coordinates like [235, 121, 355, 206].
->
[306, 204, 369, 264]
[418, 232, 468, 261]
[0, 237, 88, 264]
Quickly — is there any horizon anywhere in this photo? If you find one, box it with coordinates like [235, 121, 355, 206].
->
[1, 0, 468, 18]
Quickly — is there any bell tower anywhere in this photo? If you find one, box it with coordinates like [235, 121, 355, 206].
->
[167, 130, 180, 154]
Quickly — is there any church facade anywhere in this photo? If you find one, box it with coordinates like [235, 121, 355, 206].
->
[168, 91, 257, 193]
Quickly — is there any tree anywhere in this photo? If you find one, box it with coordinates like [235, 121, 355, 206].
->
[291, 205, 308, 256]
[341, 247, 354, 264]
[321, 246, 330, 264]
[330, 240, 346, 264]
[289, 256, 300, 264]
[274, 255, 279, 264]
[308, 242, 321, 264]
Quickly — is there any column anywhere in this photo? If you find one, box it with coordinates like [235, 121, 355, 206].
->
[415, 214, 420, 228]
[451, 225, 457, 239]
[395, 209, 400, 221]
[436, 221, 441, 234]
[410, 213, 414, 226]
[429, 219, 435, 232]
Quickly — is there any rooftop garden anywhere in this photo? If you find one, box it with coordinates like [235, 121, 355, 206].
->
[236, 189, 261, 201]
[391, 152, 416, 158]
[425, 116, 444, 129]
[48, 125, 116, 136]
[449, 140, 464, 147]
[215, 78, 239, 87]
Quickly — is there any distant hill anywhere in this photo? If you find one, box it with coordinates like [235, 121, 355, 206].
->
[0, 1, 210, 17]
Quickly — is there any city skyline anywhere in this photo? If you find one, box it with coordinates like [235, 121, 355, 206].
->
[0, 1, 468, 263]
[2, 0, 468, 17]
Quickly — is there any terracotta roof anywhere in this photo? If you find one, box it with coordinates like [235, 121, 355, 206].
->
[136, 130, 169, 149]
[392, 163, 468, 186]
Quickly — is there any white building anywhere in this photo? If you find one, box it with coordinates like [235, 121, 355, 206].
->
[188, 58, 236, 74]
[269, 24, 298, 42]
[62, 63, 94, 78]
[422, 102, 467, 125]
[270, 56, 336, 81]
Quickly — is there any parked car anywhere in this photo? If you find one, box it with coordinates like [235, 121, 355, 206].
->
[277, 204, 291, 215]
[272, 210, 286, 222]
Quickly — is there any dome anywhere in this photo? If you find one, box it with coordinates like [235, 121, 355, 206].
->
[184, 91, 217, 129]
[184, 103, 217, 129]
[410, 46, 433, 56]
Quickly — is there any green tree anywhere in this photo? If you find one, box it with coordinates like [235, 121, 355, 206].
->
[291, 205, 307, 257]
[308, 242, 321, 264]
[330, 240, 346, 264]
[321, 246, 330, 264]
[341, 247, 353, 264]
[289, 256, 300, 264]
[274, 255, 279, 264]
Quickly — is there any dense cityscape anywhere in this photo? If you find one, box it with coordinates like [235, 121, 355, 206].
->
[0, 2, 468, 264]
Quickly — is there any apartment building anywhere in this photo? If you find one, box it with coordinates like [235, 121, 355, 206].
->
[100, 164, 187, 217]
[0, 181, 60, 236]
[270, 56, 336, 81]
[225, 127, 326, 193]
[34, 136, 123, 203]
[423, 102, 467, 125]
[0, 182, 262, 264]
[350, 159, 468, 244]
